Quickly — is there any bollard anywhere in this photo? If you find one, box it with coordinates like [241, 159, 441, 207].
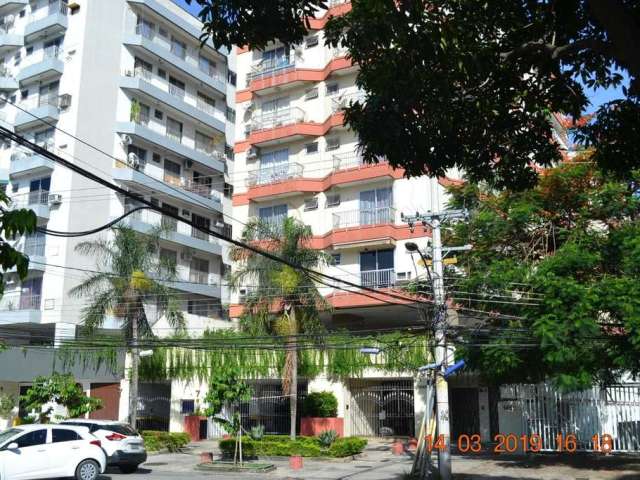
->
[289, 455, 304, 470]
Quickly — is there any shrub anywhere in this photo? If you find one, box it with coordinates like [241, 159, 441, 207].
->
[328, 437, 368, 457]
[318, 429, 338, 448]
[250, 424, 265, 440]
[142, 431, 190, 452]
[302, 391, 338, 418]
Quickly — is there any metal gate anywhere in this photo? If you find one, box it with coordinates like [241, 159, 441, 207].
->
[502, 383, 640, 452]
[450, 388, 480, 441]
[349, 379, 415, 437]
[136, 382, 171, 432]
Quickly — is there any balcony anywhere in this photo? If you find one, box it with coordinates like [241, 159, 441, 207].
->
[249, 107, 306, 132]
[9, 149, 55, 178]
[332, 207, 396, 229]
[11, 234, 46, 271]
[248, 58, 296, 83]
[10, 189, 51, 220]
[360, 268, 396, 288]
[0, 291, 42, 324]
[115, 121, 225, 173]
[15, 45, 64, 83]
[246, 162, 304, 187]
[123, 209, 222, 255]
[121, 68, 226, 132]
[0, 25, 23, 53]
[0, 0, 28, 15]
[24, 1, 68, 42]
[14, 94, 61, 129]
[0, 65, 17, 90]
[163, 265, 221, 297]
[112, 163, 223, 212]
[330, 91, 366, 114]
[123, 24, 226, 95]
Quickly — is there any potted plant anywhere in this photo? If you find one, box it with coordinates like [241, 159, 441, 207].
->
[300, 391, 343, 437]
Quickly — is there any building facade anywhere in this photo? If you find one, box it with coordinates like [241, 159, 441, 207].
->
[0, 0, 235, 425]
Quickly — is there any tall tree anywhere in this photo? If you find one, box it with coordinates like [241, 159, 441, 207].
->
[187, 0, 640, 190]
[70, 226, 185, 428]
[228, 217, 329, 439]
[444, 159, 640, 390]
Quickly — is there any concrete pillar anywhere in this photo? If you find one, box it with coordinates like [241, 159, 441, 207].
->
[414, 376, 427, 438]
[118, 353, 131, 423]
[478, 386, 491, 442]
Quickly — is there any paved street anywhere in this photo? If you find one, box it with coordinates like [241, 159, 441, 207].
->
[94, 440, 640, 480]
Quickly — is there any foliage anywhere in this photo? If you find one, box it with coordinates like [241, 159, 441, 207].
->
[218, 435, 367, 458]
[318, 429, 338, 448]
[20, 373, 102, 422]
[445, 161, 640, 390]
[250, 424, 265, 441]
[130, 99, 141, 123]
[302, 392, 338, 418]
[141, 431, 190, 452]
[0, 188, 37, 297]
[190, 0, 640, 190]
[0, 392, 15, 418]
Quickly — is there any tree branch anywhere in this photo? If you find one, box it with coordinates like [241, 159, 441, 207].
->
[500, 37, 613, 63]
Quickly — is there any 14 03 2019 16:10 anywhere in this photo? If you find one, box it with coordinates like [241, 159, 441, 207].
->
[425, 433, 615, 454]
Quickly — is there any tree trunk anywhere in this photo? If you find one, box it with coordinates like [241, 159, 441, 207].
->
[289, 307, 298, 441]
[129, 315, 139, 430]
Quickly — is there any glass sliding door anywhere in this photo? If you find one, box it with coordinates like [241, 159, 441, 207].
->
[360, 249, 394, 288]
[259, 148, 289, 184]
[359, 187, 392, 226]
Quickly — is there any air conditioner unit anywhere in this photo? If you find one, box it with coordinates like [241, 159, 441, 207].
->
[48, 193, 62, 205]
[121, 134, 133, 146]
[180, 251, 193, 261]
[127, 152, 140, 169]
[247, 146, 259, 159]
[184, 159, 193, 169]
[58, 94, 72, 109]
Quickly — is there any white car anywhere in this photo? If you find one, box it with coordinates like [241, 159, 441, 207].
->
[0, 424, 106, 480]
[61, 420, 146, 473]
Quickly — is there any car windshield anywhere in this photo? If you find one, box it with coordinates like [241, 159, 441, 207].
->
[0, 428, 22, 445]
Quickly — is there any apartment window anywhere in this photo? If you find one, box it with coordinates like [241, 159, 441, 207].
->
[360, 249, 394, 287]
[197, 92, 215, 114]
[9, 94, 15, 103]
[180, 400, 195, 414]
[191, 213, 210, 240]
[136, 17, 155, 39]
[305, 34, 319, 48]
[326, 193, 341, 207]
[168, 76, 185, 99]
[190, 258, 209, 284]
[305, 142, 318, 154]
[163, 159, 181, 186]
[259, 204, 287, 229]
[304, 197, 318, 211]
[326, 136, 340, 151]
[326, 82, 339, 95]
[158, 68, 166, 79]
[127, 145, 147, 164]
[227, 70, 236, 86]
[132, 101, 150, 125]
[158, 26, 168, 38]
[359, 187, 392, 225]
[166, 117, 183, 142]
[20, 89, 28, 100]
[34, 128, 54, 148]
[44, 37, 62, 58]
[262, 47, 289, 71]
[195, 131, 214, 154]
[331, 253, 341, 265]
[134, 57, 152, 79]
[13, 52, 20, 66]
[154, 109, 163, 120]
[198, 55, 216, 77]
[19, 9, 25, 18]
[26, 46, 33, 56]
[226, 106, 235, 123]
[160, 249, 177, 273]
[304, 87, 318, 100]
[152, 152, 161, 163]
[170, 37, 187, 60]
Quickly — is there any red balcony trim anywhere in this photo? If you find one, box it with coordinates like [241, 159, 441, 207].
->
[236, 57, 354, 103]
[308, 223, 431, 250]
[234, 111, 345, 153]
[309, 2, 352, 29]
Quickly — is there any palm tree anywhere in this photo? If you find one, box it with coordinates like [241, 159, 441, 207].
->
[70, 226, 185, 429]
[228, 217, 330, 440]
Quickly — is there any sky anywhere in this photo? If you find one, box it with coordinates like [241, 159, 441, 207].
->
[172, 0, 200, 16]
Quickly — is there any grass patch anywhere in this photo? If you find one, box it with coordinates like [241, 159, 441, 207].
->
[218, 435, 367, 458]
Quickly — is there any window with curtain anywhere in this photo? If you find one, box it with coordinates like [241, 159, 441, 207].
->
[360, 249, 394, 287]
[166, 117, 183, 142]
[261, 47, 289, 71]
[261, 96, 290, 128]
[259, 204, 287, 232]
[259, 148, 289, 184]
[359, 187, 392, 225]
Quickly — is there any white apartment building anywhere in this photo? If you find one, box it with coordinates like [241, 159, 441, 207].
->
[0, 0, 235, 427]
[228, 1, 458, 439]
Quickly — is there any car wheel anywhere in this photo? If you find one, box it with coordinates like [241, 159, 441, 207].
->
[75, 459, 100, 480]
[119, 464, 139, 474]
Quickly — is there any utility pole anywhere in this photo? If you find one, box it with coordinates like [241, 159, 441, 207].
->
[403, 209, 469, 480]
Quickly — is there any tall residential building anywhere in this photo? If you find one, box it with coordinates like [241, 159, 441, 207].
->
[0, 0, 235, 425]
[230, 1, 454, 438]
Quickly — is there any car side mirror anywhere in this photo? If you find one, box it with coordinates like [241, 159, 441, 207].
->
[6, 442, 19, 450]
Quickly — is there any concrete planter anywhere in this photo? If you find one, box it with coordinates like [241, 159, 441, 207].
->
[300, 417, 344, 437]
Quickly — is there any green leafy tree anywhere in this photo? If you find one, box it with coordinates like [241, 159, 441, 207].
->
[445, 159, 640, 390]
[203, 368, 253, 465]
[20, 373, 102, 422]
[70, 226, 185, 428]
[228, 217, 329, 439]
[188, 0, 640, 190]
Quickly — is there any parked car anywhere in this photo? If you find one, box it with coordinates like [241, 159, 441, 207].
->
[61, 419, 147, 473]
[0, 424, 106, 480]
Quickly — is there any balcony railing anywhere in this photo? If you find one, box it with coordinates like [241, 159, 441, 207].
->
[128, 209, 218, 244]
[332, 151, 388, 171]
[189, 270, 209, 284]
[21, 235, 46, 257]
[29, 0, 68, 22]
[248, 58, 295, 82]
[170, 42, 187, 60]
[168, 83, 186, 100]
[135, 23, 154, 40]
[10, 189, 49, 208]
[332, 206, 396, 229]
[0, 292, 41, 311]
[249, 107, 306, 132]
[19, 94, 61, 111]
[361, 268, 395, 288]
[182, 179, 221, 202]
[246, 162, 304, 187]
[331, 90, 366, 113]
[166, 125, 183, 143]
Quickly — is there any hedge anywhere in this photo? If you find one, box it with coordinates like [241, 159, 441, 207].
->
[142, 431, 191, 452]
[302, 391, 338, 418]
[218, 435, 367, 458]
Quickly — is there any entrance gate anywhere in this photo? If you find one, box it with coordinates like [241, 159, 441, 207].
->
[348, 379, 415, 437]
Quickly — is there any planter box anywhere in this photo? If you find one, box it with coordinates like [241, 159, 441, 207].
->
[300, 417, 344, 437]
[184, 415, 206, 442]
